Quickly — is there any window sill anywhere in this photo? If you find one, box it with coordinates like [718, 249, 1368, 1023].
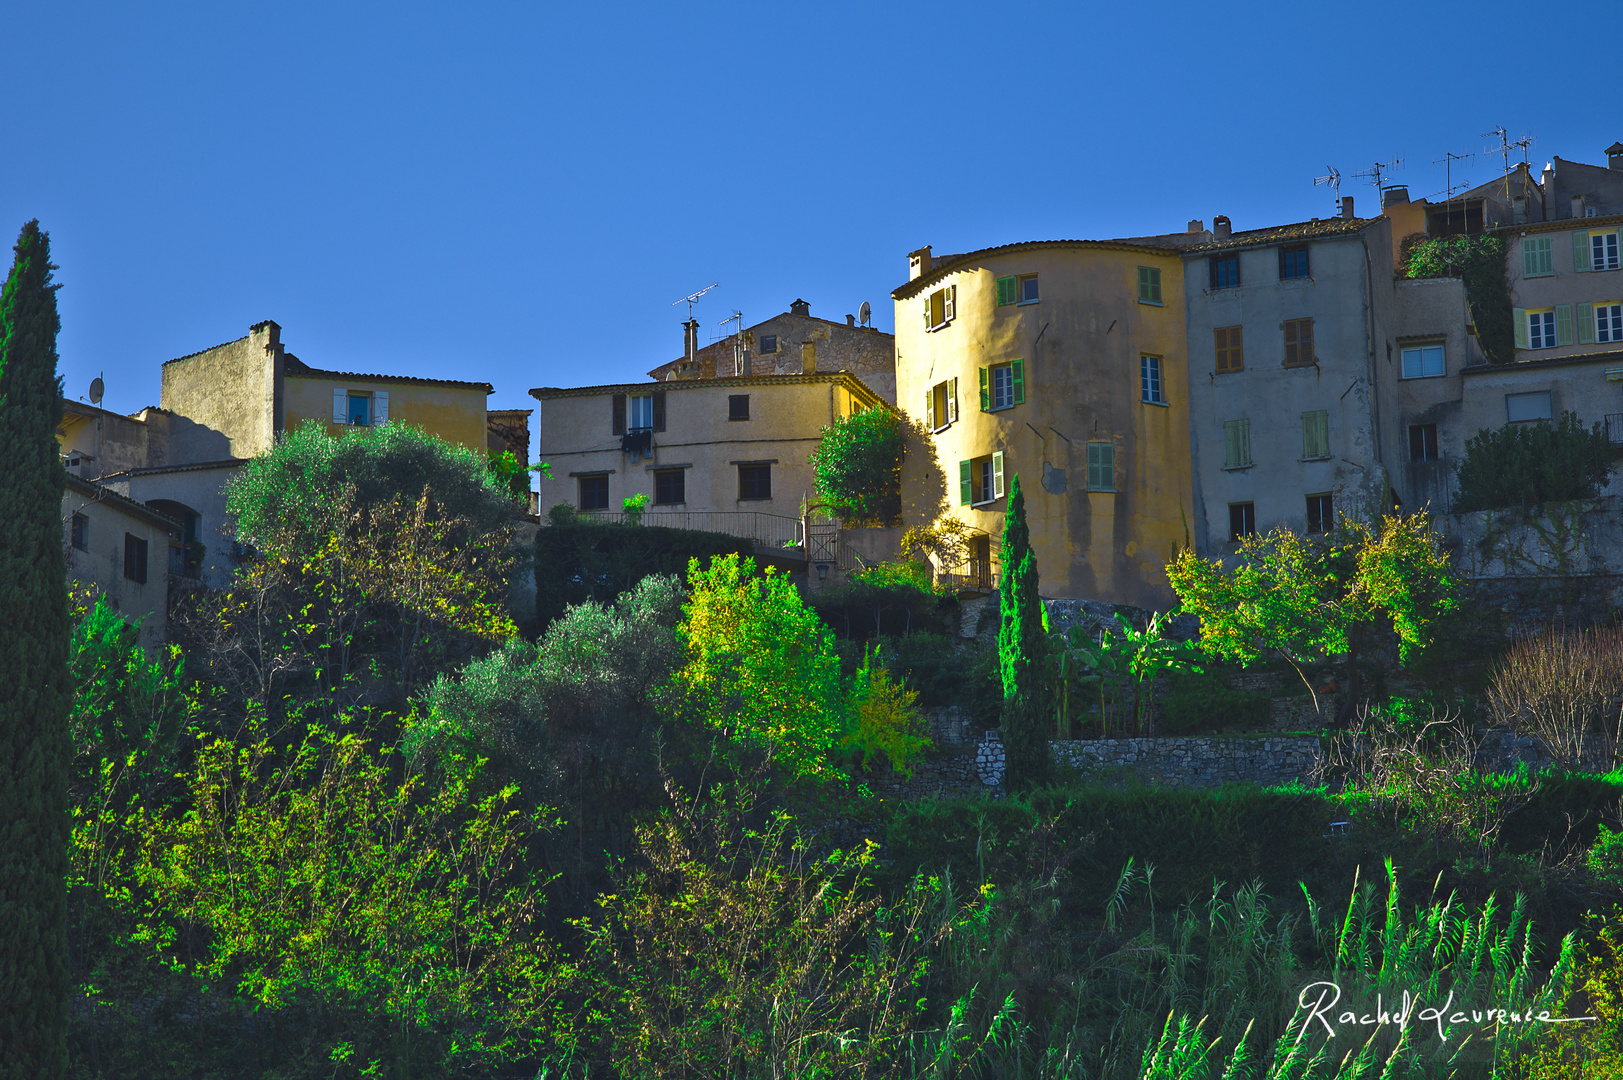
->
[1399, 373, 1446, 381]
[1282, 361, 1318, 370]
[1085, 488, 1117, 494]
[970, 498, 1002, 509]
[1141, 398, 1169, 407]
[1523, 271, 1555, 278]
[930, 424, 952, 435]
[653, 502, 685, 508]
[1138, 298, 1163, 307]
[1279, 276, 1315, 285]
[1214, 368, 1245, 376]
[1299, 455, 1331, 462]
[737, 496, 773, 502]
[1222, 464, 1253, 472]
[985, 403, 1018, 413]
[1016, 299, 1040, 307]
[728, 417, 750, 422]
[926, 320, 954, 332]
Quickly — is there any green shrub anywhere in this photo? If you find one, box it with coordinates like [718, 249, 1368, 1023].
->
[534, 520, 751, 628]
[1155, 668, 1271, 734]
[810, 405, 903, 525]
[807, 563, 955, 641]
[1453, 412, 1613, 512]
[1588, 824, 1623, 885]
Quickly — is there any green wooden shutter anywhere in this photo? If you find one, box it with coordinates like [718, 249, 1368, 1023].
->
[1087, 444, 1102, 490]
[1523, 241, 1538, 276]
[1011, 360, 1025, 404]
[947, 377, 958, 422]
[925, 387, 936, 429]
[978, 367, 989, 411]
[1557, 304, 1573, 346]
[1579, 302, 1595, 344]
[1150, 267, 1161, 303]
[959, 460, 972, 505]
[1575, 231, 1591, 273]
[945, 284, 956, 321]
[1513, 309, 1528, 349]
[1303, 411, 1328, 459]
[996, 276, 1015, 306]
[1237, 420, 1250, 466]
[992, 451, 1005, 498]
[1223, 422, 1239, 468]
[923, 296, 932, 328]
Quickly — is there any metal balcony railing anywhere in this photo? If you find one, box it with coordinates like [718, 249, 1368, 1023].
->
[566, 509, 822, 555]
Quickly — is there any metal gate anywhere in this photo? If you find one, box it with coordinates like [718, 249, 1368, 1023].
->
[805, 517, 839, 567]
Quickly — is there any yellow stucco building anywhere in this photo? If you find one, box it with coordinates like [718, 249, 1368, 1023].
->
[893, 240, 1192, 608]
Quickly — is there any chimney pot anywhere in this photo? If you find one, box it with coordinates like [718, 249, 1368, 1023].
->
[1572, 195, 1586, 219]
[801, 339, 817, 375]
[1380, 186, 1408, 209]
[682, 318, 699, 363]
[1606, 142, 1623, 171]
[790, 298, 810, 317]
[846, 314, 855, 326]
[1213, 215, 1232, 240]
[1340, 195, 1355, 219]
[1187, 219, 1204, 233]
[907, 246, 932, 281]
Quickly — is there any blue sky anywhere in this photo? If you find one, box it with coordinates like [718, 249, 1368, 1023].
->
[4, 1, 1619, 462]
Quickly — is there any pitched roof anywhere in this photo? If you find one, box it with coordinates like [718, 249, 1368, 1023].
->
[284, 356, 493, 393]
[1181, 216, 1372, 255]
[65, 474, 182, 531]
[1461, 349, 1623, 375]
[892, 238, 1185, 299]
[530, 370, 887, 409]
[100, 458, 249, 478]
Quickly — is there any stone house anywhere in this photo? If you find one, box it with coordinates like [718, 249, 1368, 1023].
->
[61, 475, 179, 651]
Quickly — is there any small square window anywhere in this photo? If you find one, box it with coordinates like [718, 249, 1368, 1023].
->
[1018, 274, 1039, 304]
[1086, 443, 1115, 492]
[1137, 266, 1162, 304]
[1306, 493, 1334, 534]
[347, 394, 371, 426]
[1409, 424, 1439, 462]
[1210, 255, 1240, 289]
[1140, 355, 1164, 404]
[1279, 247, 1310, 280]
[760, 334, 778, 354]
[654, 469, 685, 505]
[1214, 325, 1244, 373]
[1401, 344, 1445, 379]
[1228, 502, 1255, 541]
[1283, 317, 1315, 367]
[1506, 391, 1552, 423]
[123, 533, 148, 583]
[71, 513, 88, 551]
[578, 475, 610, 511]
[728, 394, 749, 421]
[738, 464, 772, 501]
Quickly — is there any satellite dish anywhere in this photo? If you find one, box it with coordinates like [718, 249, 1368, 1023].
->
[858, 301, 872, 327]
[88, 376, 104, 406]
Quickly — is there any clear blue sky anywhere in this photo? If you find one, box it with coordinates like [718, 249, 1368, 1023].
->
[4, 1, 1619, 463]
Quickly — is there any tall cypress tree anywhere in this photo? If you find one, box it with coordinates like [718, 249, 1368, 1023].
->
[0, 220, 71, 1079]
[997, 474, 1049, 790]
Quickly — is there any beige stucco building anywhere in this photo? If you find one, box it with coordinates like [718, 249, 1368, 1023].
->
[529, 372, 885, 532]
[62, 475, 179, 650]
[892, 239, 1193, 608]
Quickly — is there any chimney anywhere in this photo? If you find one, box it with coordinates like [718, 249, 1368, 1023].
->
[1380, 186, 1409, 209]
[1542, 160, 1555, 193]
[1340, 196, 1355, 220]
[1186, 219, 1204, 233]
[801, 339, 817, 375]
[908, 247, 933, 281]
[846, 314, 856, 326]
[789, 298, 810, 317]
[682, 318, 699, 363]
[1572, 195, 1587, 219]
[1606, 142, 1623, 171]
[1213, 215, 1232, 240]
[1513, 195, 1528, 223]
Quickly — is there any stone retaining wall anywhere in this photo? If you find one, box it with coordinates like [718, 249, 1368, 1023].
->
[1052, 736, 1323, 789]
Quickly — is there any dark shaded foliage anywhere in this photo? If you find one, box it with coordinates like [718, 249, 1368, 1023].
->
[533, 519, 752, 629]
[1453, 412, 1613, 512]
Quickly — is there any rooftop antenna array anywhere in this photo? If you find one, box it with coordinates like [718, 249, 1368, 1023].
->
[1432, 149, 1475, 201]
[718, 309, 745, 377]
[672, 282, 719, 370]
[1354, 157, 1404, 193]
[1313, 167, 1342, 214]
[1482, 126, 1534, 202]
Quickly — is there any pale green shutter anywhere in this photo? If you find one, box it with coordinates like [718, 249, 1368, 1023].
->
[945, 284, 956, 321]
[947, 377, 958, 422]
[1011, 360, 1025, 404]
[992, 451, 1005, 499]
[1579, 303, 1595, 344]
[925, 387, 936, 429]
[979, 367, 989, 411]
[1238, 420, 1250, 466]
[959, 460, 972, 505]
[1150, 268, 1161, 303]
[1575, 231, 1592, 273]
[1557, 305, 1573, 346]
[1224, 420, 1251, 468]
[1086, 443, 1105, 490]
[1513, 309, 1528, 349]
[923, 296, 932, 328]
[1303, 411, 1328, 459]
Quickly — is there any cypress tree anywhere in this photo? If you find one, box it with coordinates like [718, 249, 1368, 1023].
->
[997, 474, 1049, 790]
[0, 220, 72, 1080]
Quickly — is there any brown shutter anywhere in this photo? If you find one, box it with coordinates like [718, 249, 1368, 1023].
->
[612, 393, 626, 435]
[1284, 320, 1298, 365]
[1300, 318, 1314, 362]
[652, 390, 666, 432]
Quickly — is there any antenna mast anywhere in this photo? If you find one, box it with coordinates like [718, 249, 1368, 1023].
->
[1483, 126, 1534, 202]
[1313, 166, 1342, 214]
[672, 282, 720, 369]
[1354, 157, 1404, 195]
[718, 310, 745, 377]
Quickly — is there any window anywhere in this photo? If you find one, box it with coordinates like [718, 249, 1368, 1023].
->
[123, 533, 148, 584]
[1018, 274, 1039, 304]
[760, 334, 778, 354]
[924, 284, 957, 330]
[1228, 502, 1255, 541]
[1283, 317, 1315, 367]
[1140, 355, 1164, 404]
[925, 378, 959, 430]
[1409, 423, 1439, 462]
[348, 394, 371, 426]
[1279, 246, 1310, 280]
[1222, 419, 1252, 469]
[1138, 266, 1162, 304]
[1608, 414, 1623, 445]
[1596, 302, 1623, 343]
[738, 464, 772, 501]
[1506, 391, 1553, 423]
[611, 391, 666, 434]
[578, 475, 610, 510]
[959, 451, 1006, 505]
[1523, 236, 1554, 277]
[1301, 410, 1329, 460]
[1214, 325, 1244, 373]
[654, 469, 685, 505]
[1400, 343, 1445, 379]
[628, 394, 654, 431]
[1527, 309, 1557, 349]
[1306, 493, 1334, 535]
[333, 389, 388, 427]
[1592, 231, 1620, 271]
[1086, 443, 1115, 492]
[728, 394, 749, 421]
[1209, 254, 1240, 289]
[979, 361, 1024, 411]
[71, 513, 88, 551]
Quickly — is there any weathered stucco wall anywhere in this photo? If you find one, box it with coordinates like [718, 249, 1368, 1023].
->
[1443, 496, 1623, 577]
[107, 463, 244, 589]
[650, 308, 898, 404]
[61, 481, 176, 651]
[159, 322, 282, 460]
[283, 375, 490, 454]
[895, 243, 1192, 609]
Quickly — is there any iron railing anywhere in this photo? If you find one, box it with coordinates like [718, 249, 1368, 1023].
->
[565, 509, 825, 555]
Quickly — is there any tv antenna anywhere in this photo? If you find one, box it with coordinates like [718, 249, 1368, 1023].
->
[858, 301, 872, 327]
[1313, 167, 1342, 211]
[672, 282, 719, 319]
[1354, 157, 1403, 191]
[718, 310, 746, 377]
[1432, 149, 1474, 200]
[1483, 126, 1534, 200]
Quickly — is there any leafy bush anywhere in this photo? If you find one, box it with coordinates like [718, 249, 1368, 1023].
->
[1589, 824, 1623, 885]
[810, 405, 904, 525]
[808, 561, 954, 641]
[534, 520, 751, 628]
[1453, 412, 1613, 512]
[1155, 668, 1271, 734]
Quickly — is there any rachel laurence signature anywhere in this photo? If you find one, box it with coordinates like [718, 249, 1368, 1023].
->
[1295, 981, 1597, 1045]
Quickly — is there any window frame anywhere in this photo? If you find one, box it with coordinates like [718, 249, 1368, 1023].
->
[1228, 502, 1256, 542]
[962, 450, 1006, 506]
[996, 276, 1017, 306]
[1137, 265, 1163, 305]
[123, 532, 148, 584]
[1596, 301, 1623, 344]
[1016, 274, 1039, 305]
[1527, 308, 1557, 350]
[1214, 325, 1244, 373]
[925, 284, 957, 331]
[1283, 317, 1316, 368]
[1086, 442, 1116, 492]
[71, 512, 88, 551]
[1506, 391, 1553, 424]
[347, 393, 372, 426]
[926, 377, 959, 431]
[1222, 419, 1252, 470]
[1408, 423, 1439, 462]
[759, 334, 778, 354]
[979, 360, 1025, 412]
[577, 474, 611, 511]
[1209, 254, 1240, 290]
[1593, 230, 1621, 272]
[1400, 342, 1446, 379]
[728, 394, 750, 421]
[1279, 246, 1310, 280]
[1305, 493, 1334, 535]
[1140, 354, 1165, 405]
[628, 393, 655, 432]
[653, 468, 685, 506]
[737, 463, 773, 501]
